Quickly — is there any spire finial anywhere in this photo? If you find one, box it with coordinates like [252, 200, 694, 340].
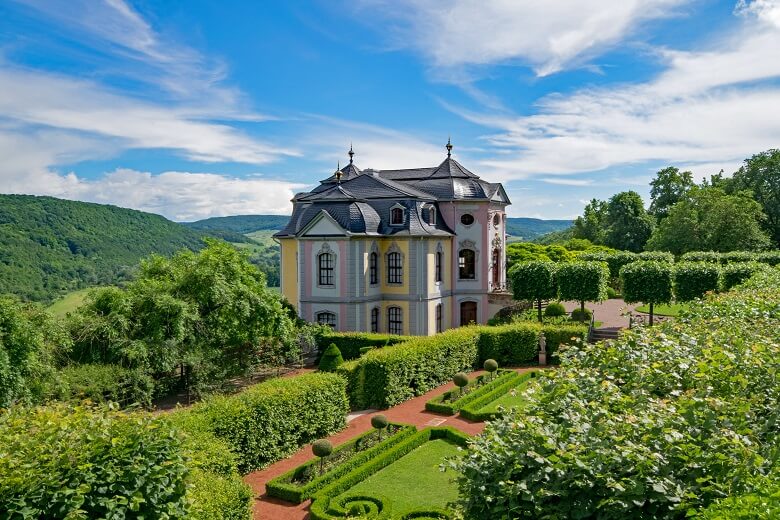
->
[446, 136, 453, 157]
[348, 143, 354, 164]
[335, 161, 342, 184]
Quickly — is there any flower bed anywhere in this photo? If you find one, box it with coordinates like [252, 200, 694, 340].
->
[266, 423, 416, 504]
[459, 371, 537, 422]
[309, 427, 468, 520]
[424, 369, 517, 415]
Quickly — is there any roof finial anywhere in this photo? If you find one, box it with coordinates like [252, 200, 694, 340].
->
[348, 143, 354, 164]
[335, 161, 342, 184]
[446, 136, 453, 157]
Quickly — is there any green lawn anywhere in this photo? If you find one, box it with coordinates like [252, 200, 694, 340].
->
[46, 288, 94, 318]
[339, 439, 461, 515]
[477, 379, 532, 415]
[635, 303, 689, 317]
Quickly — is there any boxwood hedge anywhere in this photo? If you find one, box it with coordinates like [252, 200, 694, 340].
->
[315, 332, 408, 361]
[309, 427, 469, 520]
[266, 423, 416, 503]
[177, 372, 349, 472]
[424, 369, 516, 415]
[459, 371, 537, 422]
[674, 261, 721, 301]
[476, 323, 586, 366]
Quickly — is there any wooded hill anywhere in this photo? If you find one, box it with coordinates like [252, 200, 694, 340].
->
[0, 195, 217, 301]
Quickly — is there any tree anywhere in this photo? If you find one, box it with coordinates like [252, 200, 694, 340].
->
[646, 187, 771, 255]
[620, 261, 673, 325]
[674, 262, 721, 302]
[573, 199, 608, 244]
[556, 261, 609, 316]
[649, 167, 694, 220]
[604, 191, 655, 252]
[510, 262, 558, 322]
[730, 149, 780, 247]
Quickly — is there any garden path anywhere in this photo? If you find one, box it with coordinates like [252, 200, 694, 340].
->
[243, 367, 537, 520]
[562, 298, 637, 329]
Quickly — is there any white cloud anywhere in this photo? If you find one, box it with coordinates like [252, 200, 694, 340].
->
[539, 178, 593, 186]
[360, 0, 688, 76]
[448, 3, 780, 180]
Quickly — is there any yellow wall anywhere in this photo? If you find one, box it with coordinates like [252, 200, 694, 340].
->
[377, 300, 410, 335]
[280, 239, 298, 307]
[426, 239, 452, 294]
[379, 239, 410, 295]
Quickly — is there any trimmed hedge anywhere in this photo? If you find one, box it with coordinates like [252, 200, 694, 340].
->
[319, 343, 344, 372]
[338, 328, 480, 409]
[674, 262, 721, 302]
[637, 251, 674, 263]
[266, 423, 416, 503]
[0, 403, 189, 519]
[316, 332, 408, 361]
[477, 323, 587, 366]
[578, 251, 638, 280]
[722, 262, 768, 291]
[175, 372, 349, 473]
[459, 371, 537, 422]
[309, 427, 470, 520]
[425, 369, 516, 415]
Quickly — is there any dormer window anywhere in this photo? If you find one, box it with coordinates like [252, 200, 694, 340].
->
[390, 207, 404, 225]
[428, 207, 437, 225]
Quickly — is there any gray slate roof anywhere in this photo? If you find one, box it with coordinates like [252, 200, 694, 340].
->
[275, 154, 509, 238]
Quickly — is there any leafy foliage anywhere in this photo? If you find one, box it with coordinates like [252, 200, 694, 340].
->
[674, 261, 721, 301]
[649, 166, 695, 220]
[454, 268, 780, 518]
[315, 331, 407, 361]
[620, 261, 673, 323]
[721, 262, 768, 291]
[556, 261, 609, 311]
[510, 261, 558, 321]
[319, 343, 345, 372]
[604, 191, 656, 252]
[544, 302, 566, 317]
[41, 363, 154, 408]
[0, 403, 189, 519]
[729, 149, 780, 247]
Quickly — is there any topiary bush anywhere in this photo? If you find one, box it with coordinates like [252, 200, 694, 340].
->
[0, 403, 189, 519]
[570, 308, 592, 322]
[544, 302, 566, 317]
[315, 332, 407, 361]
[510, 261, 558, 322]
[453, 372, 469, 395]
[637, 251, 674, 263]
[371, 414, 389, 440]
[483, 359, 499, 379]
[722, 262, 767, 291]
[312, 439, 334, 475]
[557, 261, 609, 315]
[620, 260, 673, 326]
[476, 322, 586, 366]
[681, 251, 722, 263]
[319, 343, 344, 372]
[674, 262, 721, 301]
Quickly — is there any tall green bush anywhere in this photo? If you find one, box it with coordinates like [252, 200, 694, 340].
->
[510, 261, 558, 322]
[0, 403, 189, 519]
[177, 372, 348, 472]
[721, 262, 767, 291]
[314, 332, 407, 361]
[674, 262, 721, 301]
[42, 363, 154, 408]
[318, 343, 344, 372]
[557, 261, 609, 315]
[620, 261, 673, 325]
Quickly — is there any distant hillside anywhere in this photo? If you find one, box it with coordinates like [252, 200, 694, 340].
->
[505, 218, 573, 241]
[185, 215, 290, 234]
[0, 195, 215, 302]
[187, 214, 572, 241]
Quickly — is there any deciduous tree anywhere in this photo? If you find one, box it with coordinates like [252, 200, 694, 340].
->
[510, 261, 558, 322]
[556, 261, 609, 317]
[620, 261, 673, 325]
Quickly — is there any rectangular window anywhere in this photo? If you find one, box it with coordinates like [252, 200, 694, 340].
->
[369, 252, 378, 285]
[370, 307, 379, 333]
[317, 312, 336, 329]
[435, 304, 442, 333]
[319, 253, 334, 285]
[388, 307, 402, 335]
[435, 251, 442, 283]
[387, 252, 403, 284]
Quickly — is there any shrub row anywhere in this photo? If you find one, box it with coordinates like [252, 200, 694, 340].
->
[309, 427, 469, 520]
[315, 331, 408, 361]
[40, 363, 154, 408]
[171, 372, 349, 473]
[477, 323, 586, 366]
[266, 423, 416, 503]
[424, 369, 516, 415]
[681, 250, 780, 265]
[459, 371, 537, 422]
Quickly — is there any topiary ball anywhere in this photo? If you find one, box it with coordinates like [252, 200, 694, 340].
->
[483, 359, 499, 373]
[453, 372, 469, 388]
[318, 343, 344, 372]
[571, 308, 593, 322]
[312, 439, 333, 458]
[371, 414, 389, 430]
[544, 301, 566, 317]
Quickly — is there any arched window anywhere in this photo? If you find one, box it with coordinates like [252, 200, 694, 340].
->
[388, 306, 402, 335]
[370, 307, 379, 333]
[390, 207, 404, 225]
[429, 207, 437, 225]
[387, 252, 403, 284]
[317, 311, 336, 329]
[435, 251, 443, 283]
[369, 252, 378, 285]
[492, 248, 501, 286]
[459, 249, 476, 280]
[318, 252, 334, 286]
[435, 303, 442, 333]
[493, 213, 501, 227]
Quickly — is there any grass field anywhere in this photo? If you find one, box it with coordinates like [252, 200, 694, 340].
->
[635, 303, 689, 317]
[47, 288, 94, 317]
[477, 379, 533, 415]
[339, 439, 461, 515]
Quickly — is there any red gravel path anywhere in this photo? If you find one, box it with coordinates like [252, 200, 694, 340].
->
[243, 367, 537, 520]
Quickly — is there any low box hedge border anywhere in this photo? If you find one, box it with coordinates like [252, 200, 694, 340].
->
[266, 423, 416, 503]
[309, 427, 469, 520]
[424, 370, 517, 415]
[459, 371, 538, 422]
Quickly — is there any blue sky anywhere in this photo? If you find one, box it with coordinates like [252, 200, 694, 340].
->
[1, 0, 779, 220]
